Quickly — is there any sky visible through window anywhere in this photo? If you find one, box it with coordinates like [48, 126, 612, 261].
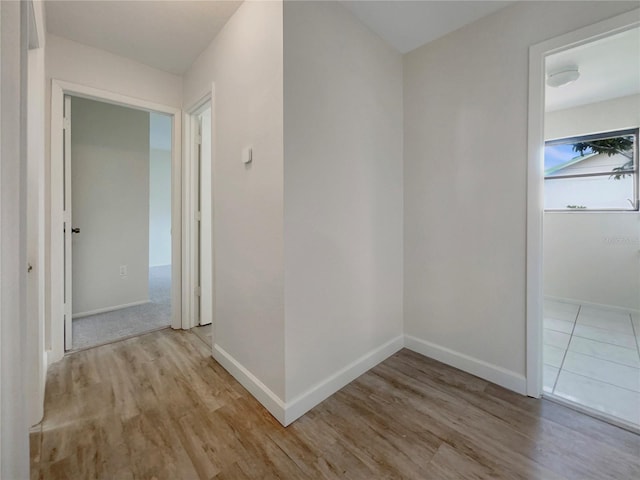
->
[544, 143, 590, 174]
[543, 132, 637, 210]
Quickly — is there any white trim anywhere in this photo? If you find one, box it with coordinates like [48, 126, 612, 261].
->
[198, 104, 213, 328]
[49, 81, 64, 364]
[526, 9, 640, 398]
[213, 335, 404, 427]
[182, 104, 199, 329]
[0, 0, 3, 470]
[544, 295, 640, 316]
[284, 335, 404, 426]
[63, 94, 71, 350]
[26, 40, 46, 427]
[72, 300, 151, 319]
[184, 90, 212, 117]
[49, 79, 183, 364]
[212, 343, 287, 425]
[183, 90, 214, 330]
[405, 335, 527, 395]
[209, 84, 217, 348]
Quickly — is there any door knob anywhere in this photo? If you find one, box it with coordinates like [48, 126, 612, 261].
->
[71, 227, 80, 234]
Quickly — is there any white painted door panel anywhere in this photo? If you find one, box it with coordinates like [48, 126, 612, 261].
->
[200, 107, 213, 326]
[63, 95, 72, 350]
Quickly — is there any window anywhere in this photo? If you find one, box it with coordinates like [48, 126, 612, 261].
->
[544, 129, 639, 211]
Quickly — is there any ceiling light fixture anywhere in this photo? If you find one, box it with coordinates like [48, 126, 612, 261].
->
[546, 66, 580, 88]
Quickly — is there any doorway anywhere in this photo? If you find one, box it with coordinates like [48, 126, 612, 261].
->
[541, 28, 639, 428]
[65, 96, 173, 350]
[527, 10, 640, 431]
[49, 80, 183, 363]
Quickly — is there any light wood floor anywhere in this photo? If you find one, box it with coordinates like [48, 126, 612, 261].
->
[30, 329, 640, 479]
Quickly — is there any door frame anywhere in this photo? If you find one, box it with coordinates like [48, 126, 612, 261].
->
[26, 0, 46, 426]
[526, 9, 640, 396]
[184, 89, 214, 331]
[49, 79, 183, 363]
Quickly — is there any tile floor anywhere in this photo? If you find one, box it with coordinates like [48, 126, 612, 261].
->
[543, 299, 640, 428]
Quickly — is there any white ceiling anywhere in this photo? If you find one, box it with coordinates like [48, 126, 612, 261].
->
[545, 27, 640, 112]
[44, 0, 243, 75]
[45, 1, 518, 75]
[341, 0, 514, 54]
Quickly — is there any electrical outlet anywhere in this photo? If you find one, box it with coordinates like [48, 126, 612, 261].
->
[119, 265, 128, 277]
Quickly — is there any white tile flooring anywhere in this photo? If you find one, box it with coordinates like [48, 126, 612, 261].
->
[543, 299, 640, 428]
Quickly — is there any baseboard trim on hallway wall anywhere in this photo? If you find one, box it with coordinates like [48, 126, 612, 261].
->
[283, 335, 405, 426]
[72, 299, 151, 319]
[404, 335, 527, 395]
[212, 335, 404, 427]
[212, 343, 287, 425]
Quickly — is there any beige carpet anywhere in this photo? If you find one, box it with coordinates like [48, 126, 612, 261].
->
[71, 265, 171, 350]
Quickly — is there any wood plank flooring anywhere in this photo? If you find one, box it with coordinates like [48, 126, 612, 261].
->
[30, 329, 640, 479]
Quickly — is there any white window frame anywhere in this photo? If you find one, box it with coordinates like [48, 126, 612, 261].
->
[543, 128, 639, 212]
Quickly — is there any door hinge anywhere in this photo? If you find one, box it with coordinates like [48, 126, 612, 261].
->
[195, 132, 202, 145]
[196, 211, 201, 222]
[63, 116, 70, 130]
[195, 286, 201, 297]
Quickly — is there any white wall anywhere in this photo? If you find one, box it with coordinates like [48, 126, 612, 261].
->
[544, 95, 640, 311]
[183, 0, 285, 401]
[149, 112, 172, 267]
[0, 0, 30, 477]
[71, 97, 150, 315]
[283, 1, 403, 409]
[546, 94, 640, 139]
[46, 34, 182, 108]
[403, 1, 639, 392]
[545, 213, 639, 310]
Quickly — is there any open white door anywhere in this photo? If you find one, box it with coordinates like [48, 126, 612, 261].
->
[199, 107, 213, 326]
[63, 94, 73, 350]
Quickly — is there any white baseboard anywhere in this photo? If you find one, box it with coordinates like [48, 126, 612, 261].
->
[544, 295, 640, 315]
[404, 335, 527, 395]
[212, 343, 286, 424]
[72, 299, 150, 319]
[213, 335, 404, 427]
[213, 334, 527, 428]
[283, 335, 405, 426]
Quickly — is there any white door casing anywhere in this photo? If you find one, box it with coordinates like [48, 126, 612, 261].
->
[184, 94, 214, 330]
[49, 79, 183, 364]
[200, 106, 213, 327]
[526, 9, 640, 397]
[63, 95, 72, 350]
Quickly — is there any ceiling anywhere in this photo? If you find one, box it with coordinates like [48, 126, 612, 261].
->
[45, 0, 243, 75]
[45, 1, 517, 75]
[545, 27, 640, 112]
[341, 1, 513, 53]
